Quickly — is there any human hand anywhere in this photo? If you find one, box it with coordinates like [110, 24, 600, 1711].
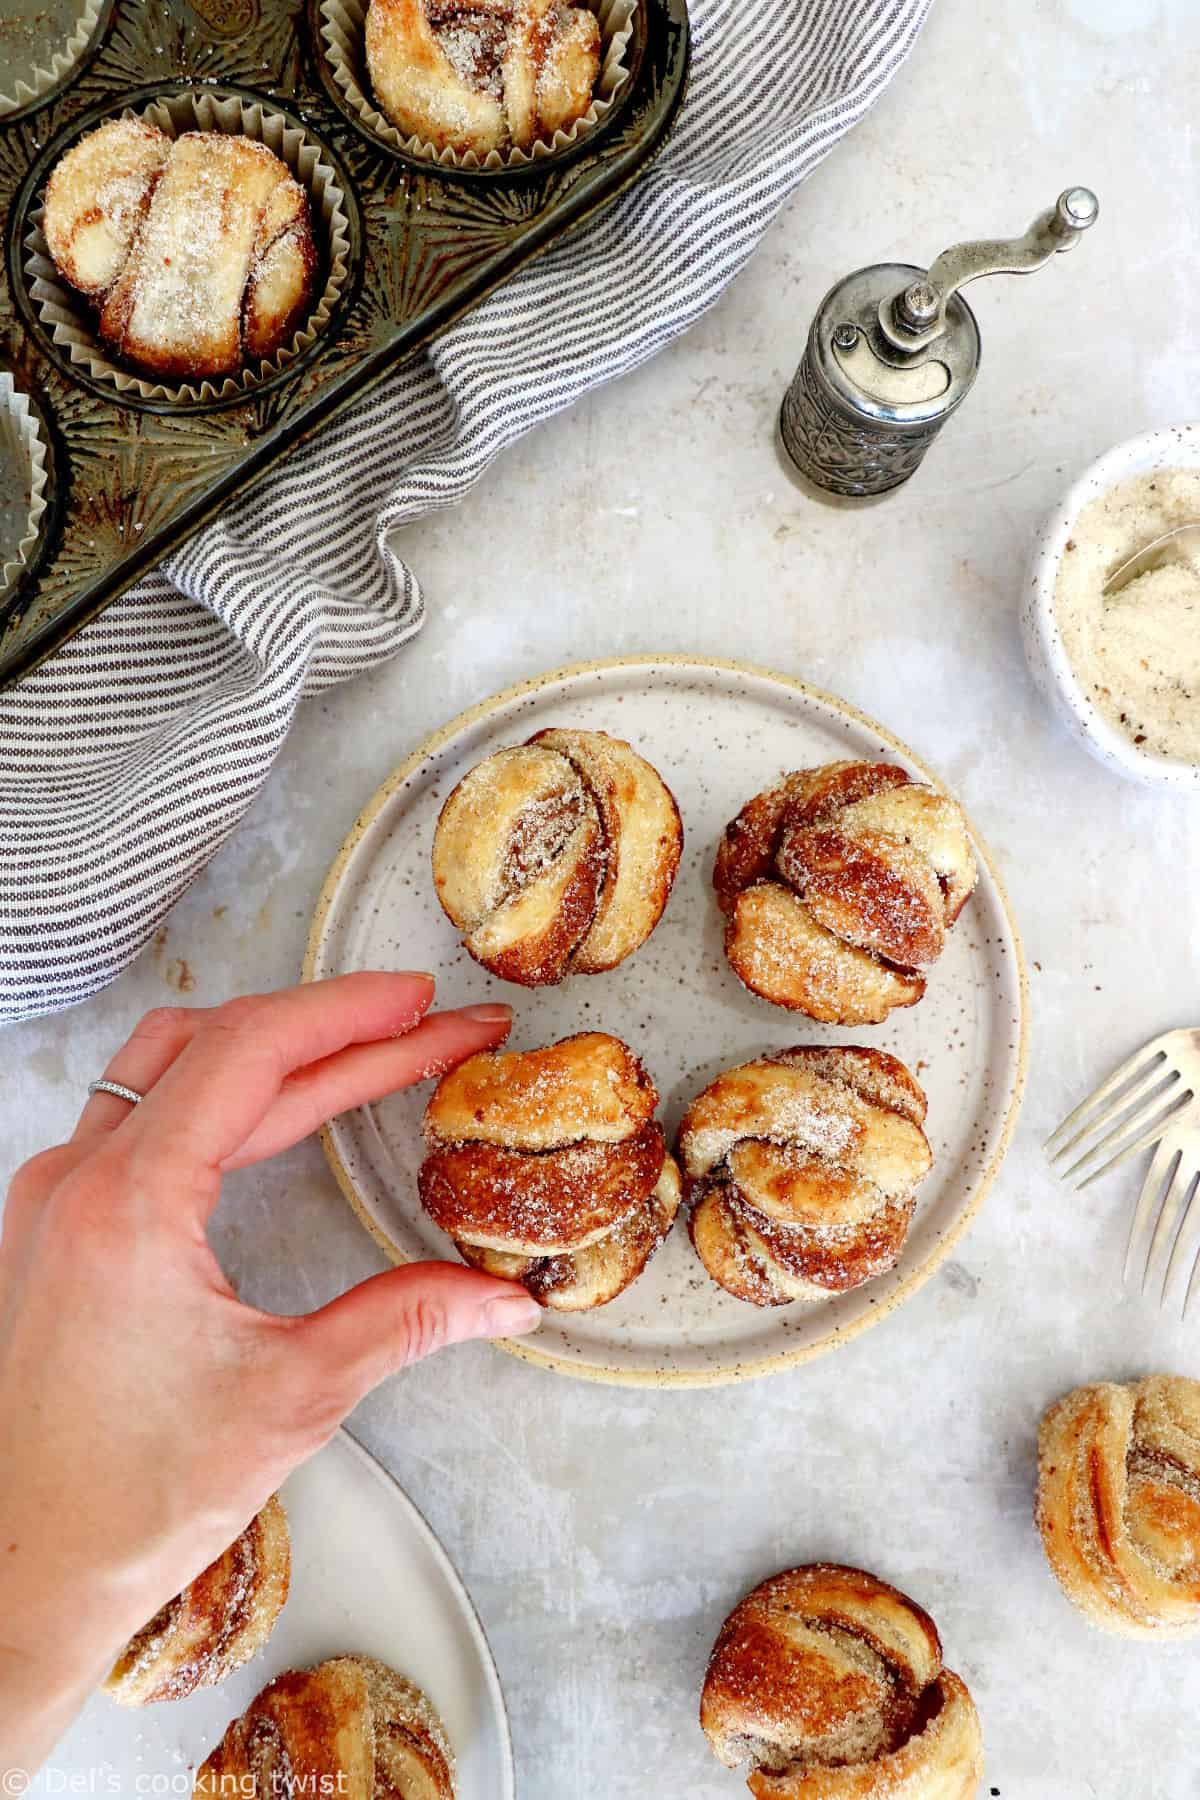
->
[0, 972, 538, 1774]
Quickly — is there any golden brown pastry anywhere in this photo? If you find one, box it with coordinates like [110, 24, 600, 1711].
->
[196, 1659, 375, 1798]
[701, 1565, 983, 1799]
[714, 760, 977, 1025]
[365, 0, 601, 157]
[338, 1655, 457, 1800]
[43, 120, 315, 380]
[678, 1047, 932, 1308]
[420, 1032, 680, 1310]
[196, 1655, 456, 1799]
[1036, 1374, 1200, 1638]
[105, 1494, 290, 1706]
[432, 728, 681, 986]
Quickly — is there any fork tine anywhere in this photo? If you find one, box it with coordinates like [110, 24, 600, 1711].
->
[1182, 1220, 1200, 1321]
[1143, 1153, 1199, 1298]
[1048, 1063, 1180, 1167]
[1065, 1090, 1196, 1188]
[1123, 1136, 1180, 1287]
[1045, 1045, 1166, 1157]
[1158, 1156, 1200, 1308]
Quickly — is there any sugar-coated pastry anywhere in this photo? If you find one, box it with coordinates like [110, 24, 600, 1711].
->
[105, 1494, 290, 1706]
[333, 1656, 456, 1799]
[714, 760, 977, 1024]
[701, 1565, 984, 1799]
[432, 727, 681, 986]
[196, 1659, 375, 1798]
[195, 1655, 456, 1798]
[1036, 1374, 1200, 1638]
[678, 1047, 932, 1307]
[365, 0, 601, 157]
[43, 120, 316, 381]
[420, 1032, 679, 1310]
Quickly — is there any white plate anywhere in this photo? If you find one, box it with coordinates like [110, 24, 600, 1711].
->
[305, 657, 1028, 1387]
[31, 1431, 515, 1799]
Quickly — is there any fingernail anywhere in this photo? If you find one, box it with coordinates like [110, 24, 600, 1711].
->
[457, 1003, 513, 1025]
[480, 1293, 542, 1336]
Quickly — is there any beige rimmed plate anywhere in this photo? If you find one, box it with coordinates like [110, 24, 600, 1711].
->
[27, 1430, 515, 1799]
[305, 657, 1028, 1387]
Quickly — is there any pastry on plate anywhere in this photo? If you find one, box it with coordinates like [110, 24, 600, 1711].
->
[420, 1031, 680, 1310]
[105, 1494, 290, 1706]
[1036, 1373, 1200, 1638]
[714, 759, 977, 1025]
[701, 1564, 984, 1799]
[432, 727, 681, 986]
[43, 118, 316, 381]
[365, 0, 602, 158]
[678, 1047, 932, 1307]
[196, 1653, 456, 1798]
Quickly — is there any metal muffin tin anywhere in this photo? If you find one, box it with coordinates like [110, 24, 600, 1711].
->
[0, 0, 690, 686]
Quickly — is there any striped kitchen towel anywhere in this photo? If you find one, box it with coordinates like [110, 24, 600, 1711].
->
[0, 0, 932, 1024]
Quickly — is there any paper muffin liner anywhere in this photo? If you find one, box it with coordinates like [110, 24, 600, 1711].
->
[0, 372, 50, 592]
[319, 0, 637, 171]
[0, 0, 105, 118]
[23, 91, 352, 406]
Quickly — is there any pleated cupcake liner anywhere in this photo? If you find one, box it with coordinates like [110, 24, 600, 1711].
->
[0, 0, 104, 117]
[0, 372, 49, 592]
[23, 90, 352, 406]
[320, 0, 637, 171]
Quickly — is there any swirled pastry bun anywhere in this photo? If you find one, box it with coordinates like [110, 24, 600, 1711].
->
[196, 1659, 375, 1799]
[679, 1047, 932, 1307]
[365, 0, 601, 157]
[715, 760, 976, 1024]
[334, 1655, 456, 1799]
[1037, 1374, 1200, 1638]
[43, 120, 315, 380]
[421, 1032, 679, 1309]
[196, 1655, 456, 1799]
[105, 1495, 290, 1706]
[701, 1565, 983, 1799]
[432, 728, 681, 985]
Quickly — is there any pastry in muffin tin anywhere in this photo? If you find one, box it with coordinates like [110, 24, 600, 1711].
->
[420, 1031, 680, 1311]
[431, 727, 681, 987]
[42, 118, 316, 382]
[365, 0, 602, 158]
[678, 1046, 933, 1308]
[714, 759, 977, 1025]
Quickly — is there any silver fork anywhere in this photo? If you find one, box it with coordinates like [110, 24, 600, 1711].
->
[1046, 1029, 1200, 1312]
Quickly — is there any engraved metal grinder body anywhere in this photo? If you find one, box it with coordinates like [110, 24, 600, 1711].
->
[779, 187, 1100, 498]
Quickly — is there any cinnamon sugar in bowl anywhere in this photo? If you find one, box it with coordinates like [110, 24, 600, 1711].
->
[1022, 424, 1200, 791]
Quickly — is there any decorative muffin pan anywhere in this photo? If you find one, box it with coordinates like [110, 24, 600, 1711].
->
[0, 0, 690, 687]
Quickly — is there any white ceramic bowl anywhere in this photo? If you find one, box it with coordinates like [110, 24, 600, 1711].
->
[1021, 422, 1200, 790]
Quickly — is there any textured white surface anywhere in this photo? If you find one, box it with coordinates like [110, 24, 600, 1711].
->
[6, 0, 1200, 1793]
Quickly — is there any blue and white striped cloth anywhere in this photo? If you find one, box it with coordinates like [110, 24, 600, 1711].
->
[0, 0, 931, 1023]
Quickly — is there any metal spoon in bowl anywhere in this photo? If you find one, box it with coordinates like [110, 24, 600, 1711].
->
[1103, 523, 1200, 597]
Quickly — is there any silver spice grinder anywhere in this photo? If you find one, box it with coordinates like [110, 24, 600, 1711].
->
[779, 187, 1099, 499]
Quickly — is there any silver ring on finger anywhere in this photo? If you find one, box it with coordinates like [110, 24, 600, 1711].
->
[86, 1080, 144, 1108]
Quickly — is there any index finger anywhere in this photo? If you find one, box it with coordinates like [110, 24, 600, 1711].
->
[118, 972, 437, 1174]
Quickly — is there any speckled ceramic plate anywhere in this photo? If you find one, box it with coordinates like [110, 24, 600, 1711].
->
[305, 656, 1028, 1387]
[26, 1430, 515, 1798]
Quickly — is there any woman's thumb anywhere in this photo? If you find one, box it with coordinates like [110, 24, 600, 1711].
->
[293, 1262, 541, 1404]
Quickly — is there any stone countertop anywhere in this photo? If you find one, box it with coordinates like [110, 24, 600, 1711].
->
[6, 0, 1200, 1793]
